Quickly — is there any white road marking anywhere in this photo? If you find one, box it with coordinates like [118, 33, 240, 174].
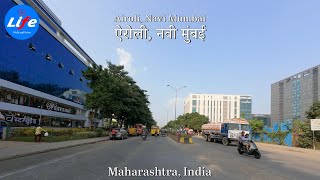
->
[0, 148, 95, 179]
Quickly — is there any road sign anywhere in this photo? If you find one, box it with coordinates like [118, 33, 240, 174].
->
[311, 119, 320, 131]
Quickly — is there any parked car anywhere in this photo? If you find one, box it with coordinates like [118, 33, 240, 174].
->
[109, 128, 128, 140]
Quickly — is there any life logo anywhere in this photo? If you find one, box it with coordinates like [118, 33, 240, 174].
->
[4, 5, 39, 40]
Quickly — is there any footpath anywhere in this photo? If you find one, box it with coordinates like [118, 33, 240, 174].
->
[0, 137, 108, 161]
[193, 135, 320, 154]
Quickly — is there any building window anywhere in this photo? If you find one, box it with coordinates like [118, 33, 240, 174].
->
[28, 43, 36, 51]
[58, 62, 64, 69]
[192, 107, 197, 113]
[192, 100, 197, 106]
[45, 54, 52, 61]
[69, 69, 75, 75]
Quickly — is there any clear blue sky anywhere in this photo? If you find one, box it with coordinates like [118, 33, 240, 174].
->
[43, 0, 320, 126]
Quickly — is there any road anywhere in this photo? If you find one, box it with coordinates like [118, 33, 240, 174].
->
[0, 135, 319, 180]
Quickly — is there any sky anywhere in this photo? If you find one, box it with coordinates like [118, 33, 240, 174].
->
[42, 0, 320, 127]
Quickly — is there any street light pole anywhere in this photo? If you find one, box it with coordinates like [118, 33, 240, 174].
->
[167, 85, 187, 121]
[163, 108, 169, 125]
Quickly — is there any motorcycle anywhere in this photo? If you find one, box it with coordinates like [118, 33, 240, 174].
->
[238, 140, 261, 159]
[142, 134, 147, 141]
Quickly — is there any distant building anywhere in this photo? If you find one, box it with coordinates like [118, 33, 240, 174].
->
[251, 114, 271, 127]
[271, 65, 319, 124]
[184, 94, 252, 123]
[240, 96, 252, 120]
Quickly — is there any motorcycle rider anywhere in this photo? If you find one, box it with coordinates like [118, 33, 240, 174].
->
[142, 129, 147, 140]
[238, 131, 245, 153]
[243, 134, 250, 154]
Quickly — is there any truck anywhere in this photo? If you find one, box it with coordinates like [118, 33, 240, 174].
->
[134, 124, 144, 135]
[201, 118, 250, 146]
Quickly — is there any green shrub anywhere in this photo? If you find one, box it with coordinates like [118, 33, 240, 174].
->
[11, 127, 93, 137]
[101, 131, 109, 137]
[94, 128, 103, 137]
[11, 128, 35, 136]
[180, 133, 191, 138]
[73, 132, 96, 139]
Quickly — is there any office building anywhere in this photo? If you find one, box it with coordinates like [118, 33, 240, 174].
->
[184, 94, 252, 123]
[271, 65, 319, 123]
[0, 0, 101, 127]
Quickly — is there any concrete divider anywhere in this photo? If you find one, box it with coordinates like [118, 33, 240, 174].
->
[179, 137, 193, 144]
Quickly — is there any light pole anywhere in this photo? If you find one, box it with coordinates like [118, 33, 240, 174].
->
[38, 105, 43, 125]
[166, 85, 187, 121]
[163, 108, 169, 125]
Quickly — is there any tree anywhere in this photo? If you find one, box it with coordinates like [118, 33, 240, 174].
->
[292, 102, 320, 148]
[82, 62, 154, 129]
[306, 102, 320, 119]
[249, 119, 264, 134]
[164, 112, 209, 131]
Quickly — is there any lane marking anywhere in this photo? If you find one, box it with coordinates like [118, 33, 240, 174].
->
[0, 147, 96, 179]
[0, 137, 140, 179]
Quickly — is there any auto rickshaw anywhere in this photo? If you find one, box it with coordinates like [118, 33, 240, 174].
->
[128, 127, 137, 136]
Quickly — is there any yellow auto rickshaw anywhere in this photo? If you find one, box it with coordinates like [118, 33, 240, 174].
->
[128, 127, 137, 136]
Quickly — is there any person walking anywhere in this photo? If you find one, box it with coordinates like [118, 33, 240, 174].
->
[35, 125, 47, 142]
[177, 131, 181, 143]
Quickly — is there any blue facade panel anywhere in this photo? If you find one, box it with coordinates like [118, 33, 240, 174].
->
[0, 0, 90, 105]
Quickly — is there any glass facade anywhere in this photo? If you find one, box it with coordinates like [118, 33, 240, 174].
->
[0, 87, 80, 115]
[0, 0, 90, 105]
[292, 78, 301, 119]
[240, 96, 252, 120]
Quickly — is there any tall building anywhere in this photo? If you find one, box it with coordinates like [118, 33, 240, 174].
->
[0, 0, 101, 127]
[184, 94, 252, 123]
[240, 96, 252, 120]
[271, 65, 319, 123]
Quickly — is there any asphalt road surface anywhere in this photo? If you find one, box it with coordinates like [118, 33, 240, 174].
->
[0, 135, 319, 180]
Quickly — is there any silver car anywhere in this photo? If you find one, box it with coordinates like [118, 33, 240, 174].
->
[109, 128, 128, 140]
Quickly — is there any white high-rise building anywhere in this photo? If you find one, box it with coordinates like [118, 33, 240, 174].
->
[184, 94, 252, 123]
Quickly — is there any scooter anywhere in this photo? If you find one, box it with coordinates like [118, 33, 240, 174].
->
[142, 134, 147, 141]
[238, 140, 261, 159]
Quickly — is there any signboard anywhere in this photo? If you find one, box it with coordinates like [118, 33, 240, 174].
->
[311, 119, 320, 131]
[228, 130, 249, 139]
[46, 101, 71, 114]
[5, 115, 38, 125]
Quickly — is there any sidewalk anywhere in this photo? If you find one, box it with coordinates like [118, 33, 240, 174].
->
[193, 135, 320, 154]
[0, 137, 108, 161]
[256, 142, 320, 154]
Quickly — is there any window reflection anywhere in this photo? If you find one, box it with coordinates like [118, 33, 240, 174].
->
[0, 15, 90, 104]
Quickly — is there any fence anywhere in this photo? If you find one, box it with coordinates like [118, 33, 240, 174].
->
[252, 120, 293, 146]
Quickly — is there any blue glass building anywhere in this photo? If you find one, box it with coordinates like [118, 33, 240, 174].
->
[0, 0, 99, 127]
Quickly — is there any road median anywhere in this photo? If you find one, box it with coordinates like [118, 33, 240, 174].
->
[167, 133, 193, 144]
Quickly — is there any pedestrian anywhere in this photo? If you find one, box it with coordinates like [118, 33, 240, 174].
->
[35, 125, 47, 142]
[111, 128, 117, 140]
[177, 131, 181, 143]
